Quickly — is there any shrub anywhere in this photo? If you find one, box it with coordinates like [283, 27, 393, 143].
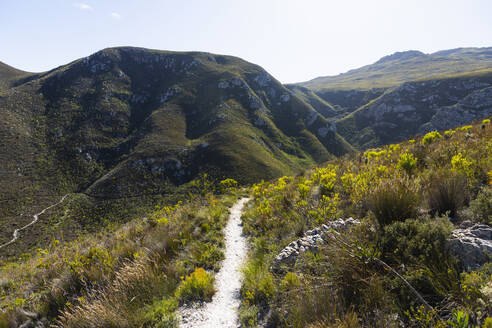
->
[397, 152, 417, 174]
[241, 261, 275, 306]
[365, 150, 387, 160]
[280, 272, 300, 292]
[444, 130, 456, 138]
[380, 218, 454, 267]
[460, 262, 492, 311]
[469, 186, 492, 224]
[239, 305, 259, 328]
[219, 178, 238, 192]
[451, 153, 472, 176]
[380, 218, 458, 309]
[175, 267, 215, 304]
[421, 131, 442, 145]
[368, 179, 418, 226]
[427, 171, 468, 217]
[192, 243, 224, 270]
[143, 298, 179, 328]
[458, 125, 473, 132]
[447, 310, 470, 328]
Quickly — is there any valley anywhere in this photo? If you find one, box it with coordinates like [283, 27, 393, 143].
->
[0, 46, 491, 328]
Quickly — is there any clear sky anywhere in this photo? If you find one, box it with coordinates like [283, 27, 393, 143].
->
[1, 0, 491, 83]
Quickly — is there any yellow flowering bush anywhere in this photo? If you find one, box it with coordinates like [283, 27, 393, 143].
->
[421, 131, 442, 145]
[397, 152, 418, 174]
[451, 152, 473, 176]
[175, 267, 215, 303]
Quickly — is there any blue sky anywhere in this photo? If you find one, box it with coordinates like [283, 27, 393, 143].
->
[1, 0, 491, 83]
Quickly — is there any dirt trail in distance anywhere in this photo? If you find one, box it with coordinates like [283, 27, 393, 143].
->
[0, 194, 68, 250]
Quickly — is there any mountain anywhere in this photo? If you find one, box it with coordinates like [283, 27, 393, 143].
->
[0, 61, 32, 90]
[292, 47, 492, 148]
[2, 46, 492, 257]
[0, 47, 354, 255]
[298, 47, 492, 91]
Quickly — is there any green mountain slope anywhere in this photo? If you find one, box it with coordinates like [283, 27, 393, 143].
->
[299, 47, 492, 91]
[0, 47, 354, 256]
[0, 61, 33, 90]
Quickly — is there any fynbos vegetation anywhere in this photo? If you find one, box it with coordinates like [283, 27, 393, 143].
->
[1, 44, 491, 328]
[0, 183, 241, 327]
[240, 122, 492, 327]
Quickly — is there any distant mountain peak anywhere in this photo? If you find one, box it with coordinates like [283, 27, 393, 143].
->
[374, 50, 426, 64]
[298, 47, 492, 90]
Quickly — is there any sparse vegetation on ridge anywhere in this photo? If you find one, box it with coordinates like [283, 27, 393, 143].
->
[298, 48, 492, 91]
[240, 122, 492, 327]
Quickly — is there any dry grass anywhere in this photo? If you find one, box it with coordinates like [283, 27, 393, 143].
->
[0, 193, 237, 328]
[56, 253, 166, 328]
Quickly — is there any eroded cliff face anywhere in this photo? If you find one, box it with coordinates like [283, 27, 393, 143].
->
[333, 74, 492, 149]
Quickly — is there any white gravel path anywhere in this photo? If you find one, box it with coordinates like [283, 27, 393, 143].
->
[179, 197, 250, 328]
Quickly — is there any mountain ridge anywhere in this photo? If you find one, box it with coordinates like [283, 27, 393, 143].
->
[298, 46, 492, 90]
[1, 45, 491, 258]
[0, 46, 354, 256]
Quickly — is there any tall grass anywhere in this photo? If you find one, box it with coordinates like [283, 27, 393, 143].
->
[427, 171, 468, 217]
[0, 193, 238, 328]
[369, 176, 419, 226]
[56, 253, 168, 328]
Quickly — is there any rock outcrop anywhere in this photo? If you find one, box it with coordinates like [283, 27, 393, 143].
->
[348, 77, 492, 148]
[272, 218, 360, 272]
[448, 221, 492, 271]
[272, 218, 492, 274]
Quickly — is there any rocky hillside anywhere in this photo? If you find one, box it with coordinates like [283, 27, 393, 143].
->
[291, 47, 492, 149]
[1, 47, 353, 196]
[0, 47, 354, 255]
[336, 71, 492, 148]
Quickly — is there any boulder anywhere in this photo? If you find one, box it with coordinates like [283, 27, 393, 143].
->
[447, 223, 492, 271]
[271, 218, 360, 273]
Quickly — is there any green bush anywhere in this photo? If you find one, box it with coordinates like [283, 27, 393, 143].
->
[380, 218, 454, 268]
[447, 310, 470, 328]
[397, 152, 417, 174]
[427, 172, 468, 217]
[280, 272, 300, 292]
[241, 261, 275, 307]
[175, 268, 215, 304]
[368, 179, 418, 226]
[143, 298, 179, 328]
[469, 186, 492, 224]
[239, 305, 259, 328]
[380, 218, 458, 309]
